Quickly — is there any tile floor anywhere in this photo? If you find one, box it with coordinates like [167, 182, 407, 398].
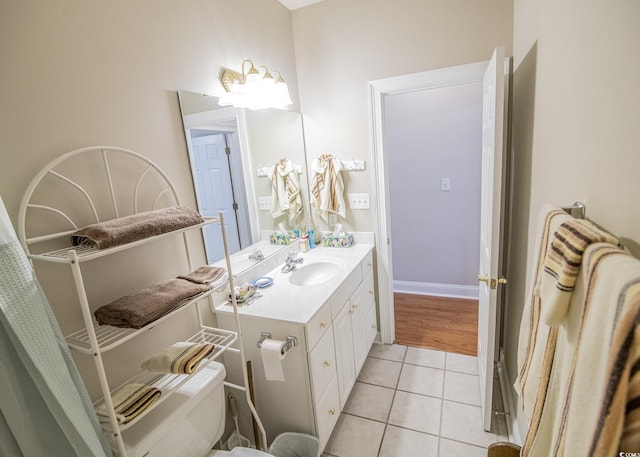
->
[322, 343, 509, 457]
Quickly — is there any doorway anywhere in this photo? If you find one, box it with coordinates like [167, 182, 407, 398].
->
[368, 60, 489, 346]
[384, 81, 483, 355]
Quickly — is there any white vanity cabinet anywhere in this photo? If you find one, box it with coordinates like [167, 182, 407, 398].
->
[214, 244, 376, 452]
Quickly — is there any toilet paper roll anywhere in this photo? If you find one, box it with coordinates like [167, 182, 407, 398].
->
[260, 339, 287, 382]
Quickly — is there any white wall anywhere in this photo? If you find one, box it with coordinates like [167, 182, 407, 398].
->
[506, 0, 640, 437]
[386, 82, 482, 290]
[291, 0, 514, 232]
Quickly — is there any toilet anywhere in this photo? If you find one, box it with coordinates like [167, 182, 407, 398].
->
[112, 362, 272, 457]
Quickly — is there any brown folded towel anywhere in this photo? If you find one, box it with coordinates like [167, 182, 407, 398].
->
[71, 206, 205, 250]
[178, 265, 226, 285]
[95, 383, 161, 424]
[94, 278, 210, 328]
[141, 342, 215, 374]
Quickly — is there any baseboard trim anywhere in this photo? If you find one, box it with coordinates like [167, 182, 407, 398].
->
[393, 280, 479, 299]
[497, 349, 522, 445]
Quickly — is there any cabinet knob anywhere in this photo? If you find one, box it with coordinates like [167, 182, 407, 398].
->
[369, 290, 374, 295]
[367, 262, 372, 267]
[320, 321, 328, 328]
[372, 324, 377, 329]
[329, 409, 336, 415]
[324, 360, 331, 367]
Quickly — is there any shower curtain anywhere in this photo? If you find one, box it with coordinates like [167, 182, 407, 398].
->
[0, 196, 113, 457]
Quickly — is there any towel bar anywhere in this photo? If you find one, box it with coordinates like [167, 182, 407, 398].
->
[561, 201, 586, 220]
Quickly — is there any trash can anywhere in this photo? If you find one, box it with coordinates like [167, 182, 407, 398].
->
[267, 432, 321, 457]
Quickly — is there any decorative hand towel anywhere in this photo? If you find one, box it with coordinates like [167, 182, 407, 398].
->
[95, 383, 161, 424]
[269, 158, 303, 223]
[141, 342, 215, 374]
[71, 205, 204, 250]
[94, 278, 210, 328]
[536, 219, 618, 326]
[178, 265, 226, 285]
[310, 154, 345, 223]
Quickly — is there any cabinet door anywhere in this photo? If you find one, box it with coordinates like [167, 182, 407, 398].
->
[333, 302, 355, 409]
[351, 271, 375, 375]
[365, 302, 377, 348]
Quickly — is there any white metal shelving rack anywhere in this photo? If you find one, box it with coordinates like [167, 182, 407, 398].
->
[18, 146, 266, 457]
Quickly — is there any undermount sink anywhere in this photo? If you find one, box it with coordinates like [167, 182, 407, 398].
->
[288, 260, 340, 286]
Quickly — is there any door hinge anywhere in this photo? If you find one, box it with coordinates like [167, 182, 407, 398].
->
[225, 146, 231, 155]
[232, 203, 238, 210]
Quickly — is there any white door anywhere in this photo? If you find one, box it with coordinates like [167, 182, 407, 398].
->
[191, 132, 242, 261]
[477, 45, 507, 431]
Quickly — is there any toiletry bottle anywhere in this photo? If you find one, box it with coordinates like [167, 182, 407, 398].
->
[294, 226, 300, 240]
[307, 227, 315, 249]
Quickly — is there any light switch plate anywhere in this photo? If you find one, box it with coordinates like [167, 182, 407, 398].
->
[258, 196, 272, 210]
[441, 177, 451, 192]
[348, 193, 370, 209]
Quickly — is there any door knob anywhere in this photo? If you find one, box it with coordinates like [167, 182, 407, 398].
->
[478, 274, 490, 284]
[498, 277, 508, 285]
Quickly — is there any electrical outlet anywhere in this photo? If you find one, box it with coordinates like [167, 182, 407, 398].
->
[258, 196, 272, 210]
[348, 193, 370, 210]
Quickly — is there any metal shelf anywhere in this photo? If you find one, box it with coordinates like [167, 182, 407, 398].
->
[65, 287, 221, 354]
[27, 218, 219, 264]
[95, 327, 237, 433]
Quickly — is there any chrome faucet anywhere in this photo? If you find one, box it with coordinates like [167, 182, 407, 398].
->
[281, 251, 303, 273]
[249, 248, 264, 262]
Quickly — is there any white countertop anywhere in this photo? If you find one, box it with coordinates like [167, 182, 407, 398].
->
[212, 243, 373, 324]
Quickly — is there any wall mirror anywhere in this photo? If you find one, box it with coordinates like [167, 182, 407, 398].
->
[177, 90, 309, 269]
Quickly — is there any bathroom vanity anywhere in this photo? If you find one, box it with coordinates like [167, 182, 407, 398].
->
[212, 239, 376, 450]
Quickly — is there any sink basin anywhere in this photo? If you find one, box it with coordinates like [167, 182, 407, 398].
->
[288, 261, 340, 286]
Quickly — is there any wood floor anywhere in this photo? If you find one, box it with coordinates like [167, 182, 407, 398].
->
[394, 293, 478, 356]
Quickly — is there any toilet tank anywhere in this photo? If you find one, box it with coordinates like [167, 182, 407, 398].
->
[112, 362, 227, 457]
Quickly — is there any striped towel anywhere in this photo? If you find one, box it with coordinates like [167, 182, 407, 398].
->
[141, 342, 215, 374]
[589, 270, 640, 454]
[95, 383, 161, 424]
[515, 204, 571, 419]
[537, 219, 618, 326]
[269, 158, 303, 223]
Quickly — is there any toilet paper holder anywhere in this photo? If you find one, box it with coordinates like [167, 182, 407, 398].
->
[256, 332, 298, 354]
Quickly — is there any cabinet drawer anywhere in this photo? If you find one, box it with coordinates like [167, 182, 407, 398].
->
[315, 374, 340, 452]
[308, 326, 337, 402]
[306, 304, 332, 350]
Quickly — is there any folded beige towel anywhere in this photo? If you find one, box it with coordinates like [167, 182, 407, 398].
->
[71, 206, 204, 250]
[95, 383, 161, 424]
[537, 219, 618, 326]
[94, 278, 210, 328]
[141, 342, 215, 374]
[178, 266, 226, 285]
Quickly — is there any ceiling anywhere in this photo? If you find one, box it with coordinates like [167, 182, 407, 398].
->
[277, 0, 324, 10]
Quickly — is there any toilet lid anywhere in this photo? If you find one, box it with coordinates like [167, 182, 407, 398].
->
[228, 447, 272, 457]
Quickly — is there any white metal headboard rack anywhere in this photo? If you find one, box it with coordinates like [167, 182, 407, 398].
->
[18, 146, 267, 456]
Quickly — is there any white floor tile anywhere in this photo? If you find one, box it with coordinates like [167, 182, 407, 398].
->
[324, 414, 385, 457]
[343, 382, 395, 422]
[368, 343, 407, 362]
[388, 391, 441, 435]
[443, 371, 481, 406]
[445, 353, 479, 375]
[440, 400, 497, 448]
[439, 438, 487, 457]
[357, 357, 402, 388]
[405, 346, 446, 369]
[378, 425, 439, 457]
[397, 364, 444, 398]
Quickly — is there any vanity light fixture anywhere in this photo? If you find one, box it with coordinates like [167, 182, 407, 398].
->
[219, 60, 293, 110]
